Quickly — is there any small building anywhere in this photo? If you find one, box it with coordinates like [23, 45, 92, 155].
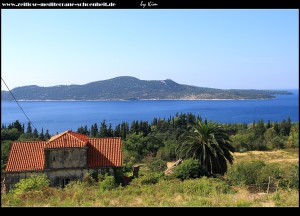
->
[3, 130, 122, 191]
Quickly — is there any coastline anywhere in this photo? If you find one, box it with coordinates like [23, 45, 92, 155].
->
[1, 98, 276, 102]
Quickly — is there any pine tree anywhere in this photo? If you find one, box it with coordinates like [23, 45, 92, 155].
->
[273, 122, 280, 135]
[90, 123, 98, 137]
[99, 120, 108, 137]
[114, 124, 121, 137]
[33, 128, 39, 139]
[26, 123, 32, 134]
[45, 129, 51, 140]
[254, 120, 266, 137]
[39, 128, 45, 140]
[12, 120, 22, 132]
[84, 125, 89, 136]
[22, 124, 25, 133]
[107, 123, 113, 137]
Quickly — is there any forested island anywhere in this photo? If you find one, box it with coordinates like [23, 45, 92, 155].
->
[1, 76, 291, 101]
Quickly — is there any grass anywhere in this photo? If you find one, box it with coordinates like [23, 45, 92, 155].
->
[1, 149, 299, 207]
[233, 148, 299, 163]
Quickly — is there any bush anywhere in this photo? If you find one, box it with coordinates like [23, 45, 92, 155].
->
[12, 175, 50, 195]
[99, 174, 116, 191]
[173, 158, 207, 180]
[148, 159, 167, 172]
[280, 164, 299, 190]
[182, 177, 233, 195]
[83, 172, 94, 185]
[131, 172, 162, 186]
[227, 160, 266, 186]
[227, 161, 298, 190]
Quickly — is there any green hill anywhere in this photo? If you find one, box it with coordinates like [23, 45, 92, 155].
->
[1, 76, 291, 100]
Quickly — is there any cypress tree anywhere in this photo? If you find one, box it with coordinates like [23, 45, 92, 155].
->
[26, 123, 32, 134]
[33, 128, 39, 139]
[39, 128, 45, 140]
[45, 129, 51, 140]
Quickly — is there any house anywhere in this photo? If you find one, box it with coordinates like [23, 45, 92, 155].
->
[3, 130, 122, 191]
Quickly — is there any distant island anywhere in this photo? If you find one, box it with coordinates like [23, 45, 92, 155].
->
[1, 76, 292, 101]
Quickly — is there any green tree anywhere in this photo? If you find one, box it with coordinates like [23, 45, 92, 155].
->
[176, 120, 235, 176]
[1, 128, 21, 141]
[254, 119, 266, 137]
[273, 122, 280, 135]
[33, 128, 39, 139]
[99, 120, 108, 137]
[286, 124, 299, 148]
[107, 123, 113, 137]
[280, 118, 292, 136]
[124, 132, 146, 158]
[26, 122, 32, 134]
[38, 128, 45, 140]
[45, 129, 51, 140]
[174, 158, 207, 180]
[10, 120, 22, 132]
[90, 123, 98, 137]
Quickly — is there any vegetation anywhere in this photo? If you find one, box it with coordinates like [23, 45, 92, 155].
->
[176, 121, 234, 175]
[1, 116, 298, 206]
[173, 158, 207, 180]
[1, 115, 298, 174]
[1, 149, 298, 206]
[11, 175, 50, 195]
[1, 76, 291, 101]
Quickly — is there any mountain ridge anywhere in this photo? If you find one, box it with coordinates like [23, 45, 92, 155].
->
[1, 76, 291, 101]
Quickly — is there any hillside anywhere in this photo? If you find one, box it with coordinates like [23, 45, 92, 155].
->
[2, 149, 298, 207]
[1, 76, 291, 101]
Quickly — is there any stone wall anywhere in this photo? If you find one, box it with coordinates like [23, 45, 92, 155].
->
[3, 167, 122, 191]
[44, 147, 87, 169]
[4, 171, 43, 191]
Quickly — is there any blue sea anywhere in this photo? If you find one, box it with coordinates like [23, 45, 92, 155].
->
[1, 90, 298, 135]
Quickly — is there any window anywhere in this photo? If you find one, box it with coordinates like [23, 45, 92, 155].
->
[53, 156, 56, 162]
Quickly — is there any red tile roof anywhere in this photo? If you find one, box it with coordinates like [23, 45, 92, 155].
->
[45, 130, 88, 148]
[5, 141, 46, 172]
[5, 131, 122, 173]
[88, 138, 122, 168]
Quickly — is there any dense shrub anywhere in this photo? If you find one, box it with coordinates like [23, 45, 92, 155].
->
[99, 174, 116, 191]
[173, 158, 207, 180]
[12, 175, 50, 195]
[280, 164, 299, 190]
[1, 140, 13, 170]
[227, 160, 266, 186]
[131, 172, 162, 186]
[227, 161, 299, 190]
[148, 159, 167, 172]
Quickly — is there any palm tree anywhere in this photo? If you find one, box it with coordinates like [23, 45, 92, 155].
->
[176, 120, 235, 176]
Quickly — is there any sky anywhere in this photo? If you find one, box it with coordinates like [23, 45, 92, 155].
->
[1, 9, 299, 90]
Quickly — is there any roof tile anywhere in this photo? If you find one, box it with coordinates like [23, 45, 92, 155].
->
[87, 138, 122, 168]
[5, 141, 46, 172]
[5, 131, 122, 172]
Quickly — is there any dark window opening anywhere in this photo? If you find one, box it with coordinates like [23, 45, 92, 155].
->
[53, 156, 56, 162]
[60, 178, 71, 188]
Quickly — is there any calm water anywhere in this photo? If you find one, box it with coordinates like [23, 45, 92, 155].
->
[1, 90, 298, 135]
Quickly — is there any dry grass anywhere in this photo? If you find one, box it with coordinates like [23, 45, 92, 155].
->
[233, 149, 299, 164]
